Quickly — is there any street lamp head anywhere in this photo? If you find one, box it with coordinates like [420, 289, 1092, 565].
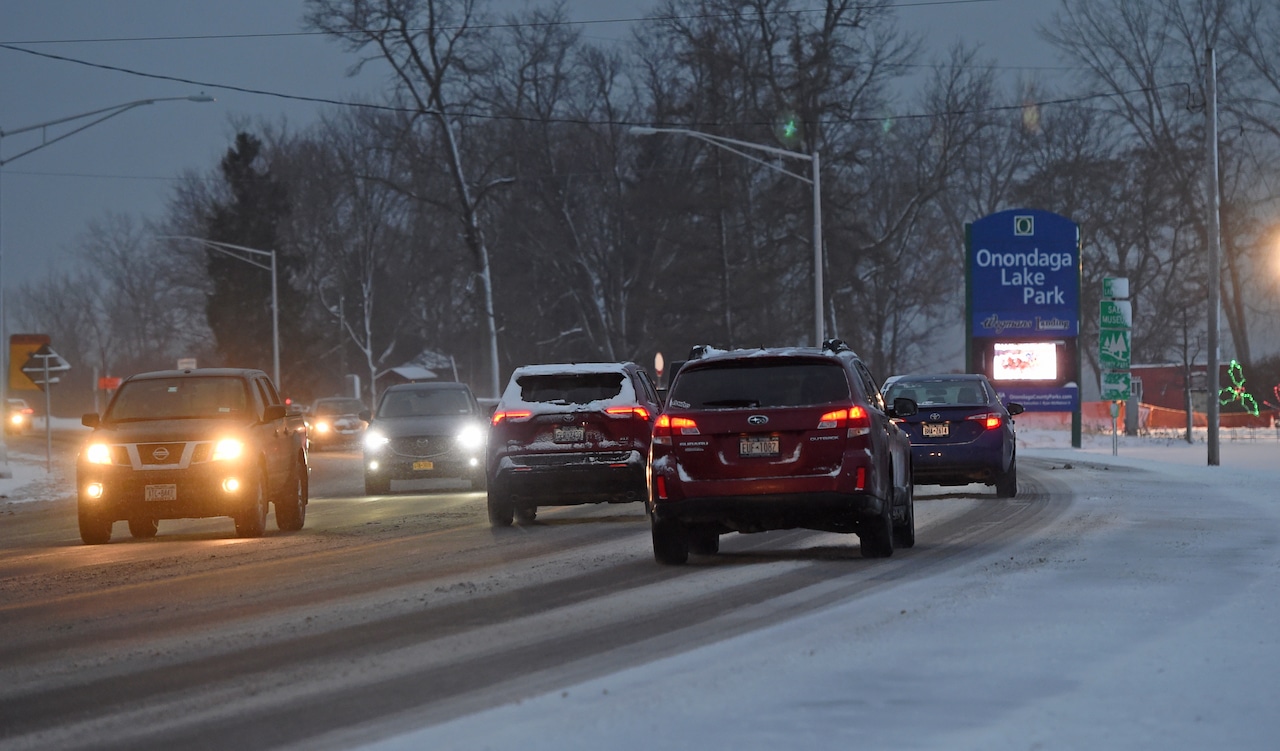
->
[629, 126, 660, 136]
[186, 94, 216, 103]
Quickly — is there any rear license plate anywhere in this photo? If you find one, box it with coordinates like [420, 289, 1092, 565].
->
[412, 460, 434, 471]
[553, 426, 585, 443]
[144, 484, 177, 502]
[922, 423, 949, 438]
[739, 435, 780, 457]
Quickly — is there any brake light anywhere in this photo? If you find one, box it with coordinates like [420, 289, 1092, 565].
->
[653, 414, 699, 437]
[605, 405, 651, 421]
[491, 409, 532, 426]
[966, 412, 1003, 430]
[818, 405, 870, 437]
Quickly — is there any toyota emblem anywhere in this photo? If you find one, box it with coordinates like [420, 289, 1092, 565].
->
[747, 415, 769, 426]
[929, 413, 942, 421]
[152, 447, 170, 461]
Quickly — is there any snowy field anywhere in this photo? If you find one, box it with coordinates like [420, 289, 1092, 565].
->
[358, 427, 1280, 751]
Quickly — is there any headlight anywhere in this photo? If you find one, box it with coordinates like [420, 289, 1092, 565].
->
[314, 421, 331, 433]
[10, 414, 23, 425]
[364, 431, 389, 451]
[85, 443, 112, 464]
[456, 424, 486, 450]
[212, 438, 245, 461]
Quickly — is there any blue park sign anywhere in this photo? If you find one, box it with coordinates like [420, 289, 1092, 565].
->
[968, 209, 1080, 338]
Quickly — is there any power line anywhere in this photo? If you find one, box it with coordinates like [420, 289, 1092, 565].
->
[0, 42, 1184, 131]
[0, 0, 999, 45]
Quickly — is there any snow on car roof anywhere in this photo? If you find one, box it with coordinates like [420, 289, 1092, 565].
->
[501, 362, 639, 412]
[510, 362, 634, 376]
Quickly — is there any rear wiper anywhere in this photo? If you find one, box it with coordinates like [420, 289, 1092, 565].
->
[702, 399, 759, 408]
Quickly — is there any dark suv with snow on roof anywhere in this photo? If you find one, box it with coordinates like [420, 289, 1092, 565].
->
[486, 362, 663, 526]
[76, 368, 309, 544]
[647, 341, 917, 564]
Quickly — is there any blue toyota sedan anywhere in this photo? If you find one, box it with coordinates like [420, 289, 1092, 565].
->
[881, 374, 1023, 497]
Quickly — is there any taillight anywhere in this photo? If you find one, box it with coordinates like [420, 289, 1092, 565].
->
[966, 412, 1003, 430]
[818, 405, 870, 437]
[491, 409, 532, 426]
[605, 405, 651, 421]
[653, 414, 700, 437]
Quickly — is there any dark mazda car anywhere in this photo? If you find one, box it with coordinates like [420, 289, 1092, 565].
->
[486, 362, 662, 526]
[881, 373, 1023, 497]
[361, 382, 488, 494]
[647, 341, 917, 564]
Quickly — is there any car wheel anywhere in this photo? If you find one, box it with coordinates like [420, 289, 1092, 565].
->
[487, 489, 514, 527]
[234, 472, 268, 538]
[515, 505, 538, 524]
[276, 460, 308, 532]
[364, 472, 391, 495]
[688, 525, 720, 555]
[128, 517, 159, 539]
[892, 480, 916, 549]
[859, 503, 894, 559]
[78, 505, 113, 545]
[651, 517, 689, 565]
[996, 457, 1018, 498]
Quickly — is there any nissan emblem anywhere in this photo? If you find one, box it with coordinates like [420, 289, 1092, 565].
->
[152, 447, 170, 461]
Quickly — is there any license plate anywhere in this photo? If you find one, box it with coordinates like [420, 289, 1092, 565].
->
[144, 484, 177, 502]
[739, 435, 780, 457]
[412, 460, 434, 471]
[553, 426, 585, 443]
[922, 423, 949, 437]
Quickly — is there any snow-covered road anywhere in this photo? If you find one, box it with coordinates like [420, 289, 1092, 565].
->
[361, 431, 1280, 751]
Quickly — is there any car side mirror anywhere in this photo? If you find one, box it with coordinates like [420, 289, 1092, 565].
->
[82, 413, 101, 429]
[263, 404, 287, 422]
[1007, 403, 1025, 417]
[891, 397, 918, 417]
[359, 410, 372, 422]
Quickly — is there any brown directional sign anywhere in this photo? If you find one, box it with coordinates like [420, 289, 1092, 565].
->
[9, 334, 50, 391]
[20, 344, 71, 390]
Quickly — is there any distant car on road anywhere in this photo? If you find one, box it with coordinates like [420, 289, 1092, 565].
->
[647, 341, 917, 564]
[6, 398, 34, 434]
[306, 396, 368, 450]
[880, 373, 1023, 497]
[75, 368, 310, 544]
[361, 382, 488, 494]
[486, 362, 662, 526]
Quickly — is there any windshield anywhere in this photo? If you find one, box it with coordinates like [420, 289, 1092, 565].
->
[106, 377, 250, 421]
[669, 362, 850, 409]
[885, 380, 988, 406]
[516, 373, 624, 405]
[314, 398, 365, 416]
[377, 388, 473, 418]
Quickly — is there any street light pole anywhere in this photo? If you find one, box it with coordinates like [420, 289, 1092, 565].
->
[0, 95, 214, 478]
[162, 237, 280, 389]
[631, 126, 825, 345]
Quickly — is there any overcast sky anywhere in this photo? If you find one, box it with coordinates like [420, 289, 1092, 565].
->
[0, 0, 1065, 293]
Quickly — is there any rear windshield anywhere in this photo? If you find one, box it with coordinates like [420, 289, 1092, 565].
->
[669, 362, 851, 409]
[107, 377, 249, 421]
[516, 373, 624, 405]
[377, 388, 474, 418]
[885, 380, 988, 406]
[314, 398, 365, 416]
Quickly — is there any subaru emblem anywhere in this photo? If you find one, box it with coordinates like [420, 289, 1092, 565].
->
[747, 415, 769, 426]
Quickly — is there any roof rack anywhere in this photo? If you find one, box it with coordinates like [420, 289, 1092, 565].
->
[821, 338, 852, 354]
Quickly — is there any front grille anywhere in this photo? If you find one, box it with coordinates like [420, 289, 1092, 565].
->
[139, 443, 185, 466]
[389, 435, 451, 458]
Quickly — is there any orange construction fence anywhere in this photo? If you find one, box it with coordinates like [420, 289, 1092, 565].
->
[1018, 401, 1279, 431]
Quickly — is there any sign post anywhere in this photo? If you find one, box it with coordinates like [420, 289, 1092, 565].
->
[1099, 278, 1131, 454]
[20, 344, 71, 472]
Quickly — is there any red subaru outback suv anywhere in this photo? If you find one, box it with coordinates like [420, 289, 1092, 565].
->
[486, 362, 662, 526]
[647, 341, 918, 564]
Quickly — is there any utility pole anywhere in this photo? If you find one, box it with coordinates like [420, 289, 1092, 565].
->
[1205, 48, 1222, 466]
